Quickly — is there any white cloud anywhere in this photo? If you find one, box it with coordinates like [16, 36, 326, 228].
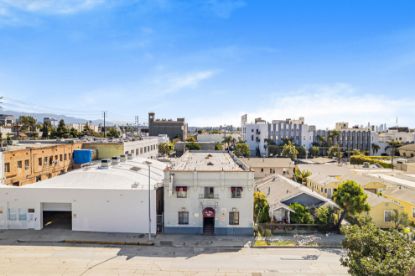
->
[190, 83, 415, 128]
[203, 0, 245, 18]
[0, 0, 105, 15]
[156, 70, 217, 95]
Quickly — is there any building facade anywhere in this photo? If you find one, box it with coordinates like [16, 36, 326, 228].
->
[241, 115, 315, 157]
[0, 157, 166, 233]
[82, 138, 159, 160]
[163, 151, 254, 235]
[148, 112, 188, 141]
[1, 142, 82, 186]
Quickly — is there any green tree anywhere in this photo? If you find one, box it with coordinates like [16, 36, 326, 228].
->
[69, 128, 80, 138]
[234, 142, 250, 157]
[41, 121, 51, 138]
[56, 119, 69, 138]
[159, 142, 174, 156]
[371, 143, 380, 155]
[390, 209, 409, 230]
[222, 135, 233, 150]
[328, 145, 343, 163]
[341, 223, 415, 276]
[214, 143, 223, 150]
[18, 116, 37, 137]
[293, 167, 311, 185]
[315, 206, 336, 225]
[289, 203, 314, 224]
[333, 180, 370, 228]
[386, 140, 401, 170]
[186, 142, 201, 150]
[296, 145, 307, 158]
[282, 141, 299, 161]
[309, 146, 320, 157]
[254, 191, 270, 223]
[107, 127, 120, 138]
[186, 136, 196, 142]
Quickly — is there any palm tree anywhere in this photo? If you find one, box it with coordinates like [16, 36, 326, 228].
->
[371, 143, 380, 155]
[386, 140, 401, 170]
[222, 135, 232, 150]
[294, 167, 312, 185]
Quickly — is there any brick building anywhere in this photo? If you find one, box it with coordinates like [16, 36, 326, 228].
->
[1, 142, 82, 186]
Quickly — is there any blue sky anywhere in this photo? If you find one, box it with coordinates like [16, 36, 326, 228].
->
[1, 0, 415, 128]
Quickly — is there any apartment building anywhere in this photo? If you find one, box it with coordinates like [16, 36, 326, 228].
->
[1, 141, 82, 186]
[241, 115, 315, 157]
[148, 112, 188, 141]
[315, 122, 375, 155]
[82, 137, 159, 160]
[163, 151, 254, 235]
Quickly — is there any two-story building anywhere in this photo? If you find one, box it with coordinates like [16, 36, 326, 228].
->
[163, 151, 254, 235]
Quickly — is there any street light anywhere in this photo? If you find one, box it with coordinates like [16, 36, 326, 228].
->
[144, 160, 152, 241]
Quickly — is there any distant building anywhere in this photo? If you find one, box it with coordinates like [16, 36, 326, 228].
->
[82, 138, 159, 160]
[148, 112, 188, 141]
[0, 114, 15, 127]
[242, 157, 293, 179]
[1, 141, 82, 186]
[0, 157, 166, 233]
[163, 151, 254, 235]
[241, 115, 315, 157]
[315, 122, 375, 155]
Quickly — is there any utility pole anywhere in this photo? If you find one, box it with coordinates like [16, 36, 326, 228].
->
[103, 111, 107, 138]
[135, 115, 139, 136]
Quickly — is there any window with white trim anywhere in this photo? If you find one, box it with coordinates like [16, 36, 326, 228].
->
[178, 211, 189, 225]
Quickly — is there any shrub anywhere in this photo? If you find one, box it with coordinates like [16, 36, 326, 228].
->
[289, 203, 314, 224]
[350, 155, 392, 168]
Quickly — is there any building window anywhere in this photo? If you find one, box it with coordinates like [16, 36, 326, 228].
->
[176, 186, 188, 198]
[17, 160, 22, 169]
[38, 158, 42, 166]
[8, 209, 17, 221]
[4, 163, 10, 173]
[178, 211, 189, 225]
[260, 168, 264, 172]
[64, 154, 67, 161]
[60, 154, 63, 161]
[24, 160, 29, 170]
[229, 211, 239, 225]
[49, 156, 53, 165]
[18, 209, 27, 221]
[204, 187, 214, 199]
[44, 157, 48, 164]
[384, 210, 393, 222]
[36, 176, 41, 182]
[231, 187, 243, 198]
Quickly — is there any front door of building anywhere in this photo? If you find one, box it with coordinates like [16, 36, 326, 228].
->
[202, 207, 215, 235]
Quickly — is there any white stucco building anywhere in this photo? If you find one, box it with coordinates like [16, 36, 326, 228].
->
[163, 151, 254, 235]
[241, 117, 269, 157]
[0, 157, 166, 233]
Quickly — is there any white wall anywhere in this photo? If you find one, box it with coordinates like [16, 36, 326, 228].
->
[164, 171, 254, 230]
[124, 139, 159, 159]
[244, 123, 269, 157]
[0, 188, 156, 233]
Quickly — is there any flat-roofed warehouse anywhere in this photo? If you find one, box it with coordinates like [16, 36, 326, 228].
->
[0, 157, 167, 233]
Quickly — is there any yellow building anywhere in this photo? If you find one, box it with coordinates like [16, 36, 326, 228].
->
[383, 186, 415, 223]
[2, 142, 82, 186]
[365, 191, 404, 228]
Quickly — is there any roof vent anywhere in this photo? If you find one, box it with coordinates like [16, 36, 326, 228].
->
[100, 159, 110, 169]
[112, 156, 120, 165]
[120, 154, 127, 162]
[130, 166, 141, 172]
[207, 162, 214, 166]
[127, 154, 133, 160]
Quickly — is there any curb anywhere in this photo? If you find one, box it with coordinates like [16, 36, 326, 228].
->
[64, 240, 155, 246]
[16, 239, 154, 246]
[251, 245, 342, 249]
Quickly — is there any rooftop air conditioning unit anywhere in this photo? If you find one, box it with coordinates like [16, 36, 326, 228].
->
[120, 154, 127, 162]
[100, 159, 110, 169]
[127, 154, 133, 160]
[111, 156, 120, 165]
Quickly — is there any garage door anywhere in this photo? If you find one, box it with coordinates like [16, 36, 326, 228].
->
[42, 203, 72, 212]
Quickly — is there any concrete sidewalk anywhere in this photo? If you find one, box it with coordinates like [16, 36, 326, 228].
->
[0, 229, 253, 248]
